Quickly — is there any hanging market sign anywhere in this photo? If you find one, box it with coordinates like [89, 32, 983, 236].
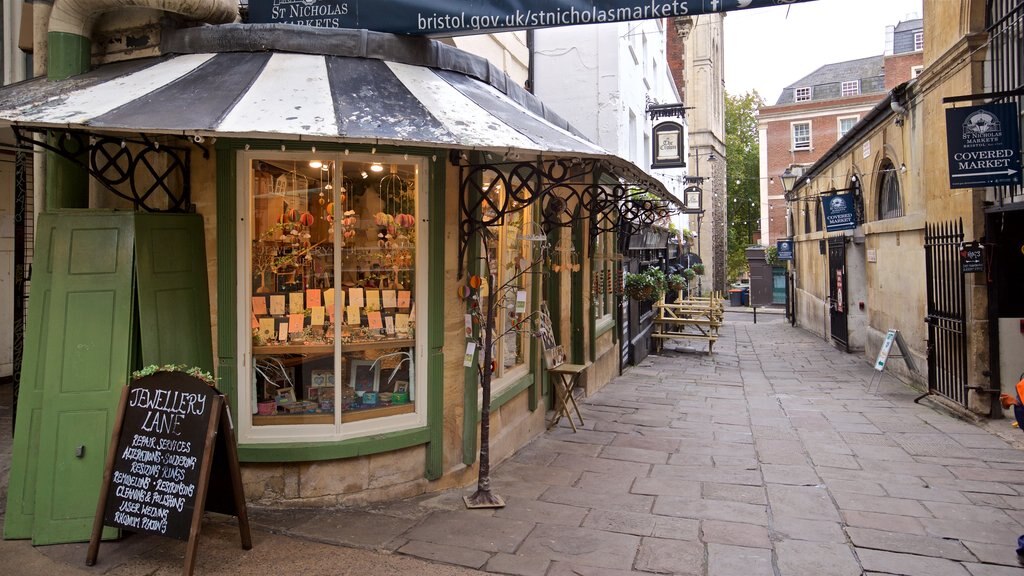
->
[248, 0, 818, 35]
[821, 193, 857, 232]
[652, 121, 685, 169]
[945, 102, 1022, 189]
[776, 239, 793, 261]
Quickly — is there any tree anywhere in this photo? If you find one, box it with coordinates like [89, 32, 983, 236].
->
[724, 91, 764, 282]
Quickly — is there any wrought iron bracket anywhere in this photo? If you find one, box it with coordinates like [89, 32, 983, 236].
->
[13, 127, 195, 212]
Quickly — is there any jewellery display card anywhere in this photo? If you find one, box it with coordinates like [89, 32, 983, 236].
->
[269, 295, 286, 316]
[326, 304, 335, 324]
[311, 306, 325, 326]
[276, 321, 288, 342]
[382, 290, 397, 309]
[259, 317, 275, 339]
[365, 289, 381, 311]
[346, 305, 361, 326]
[251, 296, 268, 315]
[395, 313, 410, 334]
[385, 315, 396, 335]
[397, 290, 411, 308]
[288, 313, 303, 333]
[349, 288, 365, 308]
[289, 292, 304, 314]
[367, 311, 383, 330]
[306, 289, 322, 308]
[323, 288, 337, 308]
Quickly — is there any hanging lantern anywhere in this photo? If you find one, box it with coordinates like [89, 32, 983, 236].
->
[299, 212, 315, 226]
[326, 202, 335, 216]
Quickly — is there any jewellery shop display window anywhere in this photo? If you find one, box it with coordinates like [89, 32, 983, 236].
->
[240, 151, 426, 439]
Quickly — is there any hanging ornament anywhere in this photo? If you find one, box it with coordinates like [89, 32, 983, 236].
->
[299, 212, 315, 226]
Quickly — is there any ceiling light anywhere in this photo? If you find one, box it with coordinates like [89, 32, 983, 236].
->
[370, 163, 384, 173]
[361, 171, 369, 179]
[309, 160, 323, 169]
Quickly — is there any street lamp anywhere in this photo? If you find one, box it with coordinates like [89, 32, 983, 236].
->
[778, 168, 798, 326]
[779, 167, 798, 200]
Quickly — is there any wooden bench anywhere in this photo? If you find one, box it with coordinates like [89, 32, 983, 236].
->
[651, 291, 723, 354]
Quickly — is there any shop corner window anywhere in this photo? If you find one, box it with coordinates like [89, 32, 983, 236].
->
[240, 151, 426, 441]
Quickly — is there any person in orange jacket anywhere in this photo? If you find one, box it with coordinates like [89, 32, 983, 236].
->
[999, 374, 1024, 564]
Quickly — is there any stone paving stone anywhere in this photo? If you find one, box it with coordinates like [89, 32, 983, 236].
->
[961, 540, 1024, 567]
[576, 472, 644, 495]
[921, 501, 1021, 526]
[923, 477, 1019, 496]
[403, 512, 535, 554]
[962, 563, 1024, 575]
[841, 510, 927, 535]
[825, 411, 872, 424]
[617, 413, 676, 427]
[581, 509, 657, 536]
[965, 492, 1011, 508]
[530, 438, 604, 458]
[849, 444, 917, 462]
[609, 434, 681, 453]
[830, 422, 884, 434]
[652, 495, 768, 525]
[706, 543, 774, 576]
[541, 486, 654, 514]
[975, 449, 1024, 463]
[592, 420, 638, 434]
[881, 483, 973, 504]
[634, 537, 704, 575]
[653, 463, 764, 486]
[858, 458, 956, 478]
[397, 539, 491, 569]
[674, 439, 757, 458]
[855, 548, 971, 576]
[700, 519, 771, 548]
[824, 478, 887, 496]
[767, 484, 841, 521]
[651, 516, 701, 541]
[546, 428, 618, 445]
[546, 561, 651, 576]
[630, 477, 702, 498]
[702, 482, 768, 505]
[494, 461, 582, 487]
[846, 527, 975, 561]
[712, 455, 760, 469]
[715, 430, 755, 444]
[920, 517, 1024, 545]
[547, 454, 654, 477]
[951, 433, 1016, 449]
[598, 445, 671, 465]
[492, 496, 587, 528]
[516, 524, 641, 571]
[841, 432, 898, 446]
[809, 452, 862, 469]
[770, 516, 847, 543]
[775, 540, 862, 576]
[762, 464, 821, 486]
[287, 509, 418, 549]
[485, 553, 552, 576]
[894, 433, 975, 458]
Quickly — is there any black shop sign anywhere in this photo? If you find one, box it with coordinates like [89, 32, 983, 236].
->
[945, 102, 1022, 189]
[821, 192, 858, 233]
[960, 242, 984, 274]
[88, 371, 251, 576]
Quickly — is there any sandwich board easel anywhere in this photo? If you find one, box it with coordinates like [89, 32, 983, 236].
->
[869, 329, 918, 395]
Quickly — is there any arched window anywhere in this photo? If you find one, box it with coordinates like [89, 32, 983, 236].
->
[815, 199, 823, 231]
[803, 206, 810, 234]
[877, 159, 904, 219]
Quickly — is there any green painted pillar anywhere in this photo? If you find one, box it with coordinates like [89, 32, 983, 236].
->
[46, 31, 92, 209]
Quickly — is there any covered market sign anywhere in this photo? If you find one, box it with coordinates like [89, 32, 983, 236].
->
[249, 0, 817, 35]
[945, 102, 1022, 189]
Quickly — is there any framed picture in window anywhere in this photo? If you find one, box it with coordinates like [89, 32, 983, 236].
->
[349, 360, 380, 394]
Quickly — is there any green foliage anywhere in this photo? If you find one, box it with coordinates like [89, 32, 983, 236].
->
[132, 364, 217, 386]
[681, 268, 696, 281]
[624, 267, 667, 302]
[765, 245, 780, 267]
[691, 263, 705, 276]
[726, 90, 765, 282]
[667, 274, 685, 291]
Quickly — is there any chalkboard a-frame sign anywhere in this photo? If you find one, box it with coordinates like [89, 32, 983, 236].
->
[87, 372, 252, 576]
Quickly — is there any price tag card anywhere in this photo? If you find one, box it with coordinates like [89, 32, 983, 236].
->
[367, 311, 383, 330]
[382, 290, 398, 309]
[464, 342, 476, 367]
[385, 315, 396, 335]
[365, 289, 381, 311]
[397, 290, 411, 308]
[465, 314, 473, 338]
[395, 313, 410, 334]
[515, 290, 528, 314]
[289, 292, 305, 314]
[288, 313, 304, 333]
[251, 296, 268, 315]
[346, 305, 362, 326]
[259, 317, 276, 340]
[269, 294, 286, 316]
[311, 306, 325, 326]
[306, 289, 322, 308]
[349, 287, 365, 308]
[277, 321, 288, 342]
[324, 288, 337, 307]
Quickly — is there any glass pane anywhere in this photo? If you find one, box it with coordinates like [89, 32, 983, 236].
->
[248, 156, 418, 427]
[251, 157, 336, 426]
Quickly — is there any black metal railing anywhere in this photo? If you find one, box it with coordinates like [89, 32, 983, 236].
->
[988, 0, 1023, 205]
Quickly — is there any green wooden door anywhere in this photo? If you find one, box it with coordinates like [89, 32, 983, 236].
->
[135, 213, 213, 373]
[31, 213, 135, 544]
[3, 215, 57, 538]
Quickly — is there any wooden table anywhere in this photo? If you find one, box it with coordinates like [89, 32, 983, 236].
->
[547, 362, 589, 432]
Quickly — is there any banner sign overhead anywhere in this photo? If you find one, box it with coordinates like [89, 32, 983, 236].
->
[945, 102, 1022, 189]
[821, 192, 857, 233]
[776, 239, 793, 261]
[248, 1, 818, 36]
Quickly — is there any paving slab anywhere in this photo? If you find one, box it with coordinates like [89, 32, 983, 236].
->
[634, 537, 704, 575]
[855, 548, 971, 576]
[706, 543, 774, 576]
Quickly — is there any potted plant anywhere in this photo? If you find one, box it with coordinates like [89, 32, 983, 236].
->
[681, 267, 697, 282]
[624, 271, 657, 302]
[691, 263, 705, 276]
[666, 273, 685, 293]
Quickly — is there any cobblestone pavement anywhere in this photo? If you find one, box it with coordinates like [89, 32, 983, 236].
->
[5, 314, 1024, 575]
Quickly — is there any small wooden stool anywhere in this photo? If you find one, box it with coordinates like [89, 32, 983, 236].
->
[548, 362, 587, 432]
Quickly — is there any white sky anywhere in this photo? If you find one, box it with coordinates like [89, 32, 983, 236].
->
[723, 0, 923, 104]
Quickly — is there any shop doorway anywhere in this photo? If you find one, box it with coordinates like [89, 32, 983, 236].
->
[988, 208, 1024, 414]
[827, 237, 849, 351]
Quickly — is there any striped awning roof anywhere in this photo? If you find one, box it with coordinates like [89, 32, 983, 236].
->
[0, 49, 605, 157]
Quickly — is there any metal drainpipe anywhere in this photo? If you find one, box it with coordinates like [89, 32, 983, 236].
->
[45, 0, 238, 209]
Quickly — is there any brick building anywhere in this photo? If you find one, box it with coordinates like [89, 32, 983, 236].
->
[757, 19, 924, 245]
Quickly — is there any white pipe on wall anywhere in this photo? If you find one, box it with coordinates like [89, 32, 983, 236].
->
[49, 0, 237, 39]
